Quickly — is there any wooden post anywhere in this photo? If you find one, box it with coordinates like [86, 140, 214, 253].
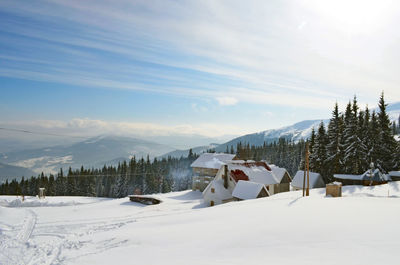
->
[302, 168, 306, 197]
[306, 143, 310, 196]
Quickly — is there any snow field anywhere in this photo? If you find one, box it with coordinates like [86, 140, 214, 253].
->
[1, 182, 400, 265]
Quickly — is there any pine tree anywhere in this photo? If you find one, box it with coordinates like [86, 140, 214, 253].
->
[343, 97, 366, 174]
[311, 122, 329, 181]
[376, 92, 397, 172]
[326, 102, 344, 176]
[308, 127, 317, 170]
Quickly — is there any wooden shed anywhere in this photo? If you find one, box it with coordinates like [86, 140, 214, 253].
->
[326, 182, 342, 197]
[333, 169, 389, 186]
[291, 171, 325, 191]
[388, 171, 400, 181]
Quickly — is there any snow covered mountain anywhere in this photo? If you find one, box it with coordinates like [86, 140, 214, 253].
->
[0, 135, 174, 175]
[160, 143, 219, 158]
[214, 119, 329, 152]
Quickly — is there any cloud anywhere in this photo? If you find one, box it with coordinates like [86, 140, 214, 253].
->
[0, 0, 399, 110]
[1, 118, 252, 139]
[216, 96, 238, 106]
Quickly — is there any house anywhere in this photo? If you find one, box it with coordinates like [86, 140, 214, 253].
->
[191, 153, 236, 191]
[202, 160, 282, 206]
[388, 171, 400, 181]
[269, 165, 292, 193]
[232, 180, 270, 201]
[334, 169, 389, 186]
[291, 170, 325, 190]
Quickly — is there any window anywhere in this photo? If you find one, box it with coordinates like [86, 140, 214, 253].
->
[211, 188, 215, 193]
[210, 200, 214, 206]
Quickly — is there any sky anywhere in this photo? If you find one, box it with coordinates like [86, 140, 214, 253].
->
[1, 0, 400, 145]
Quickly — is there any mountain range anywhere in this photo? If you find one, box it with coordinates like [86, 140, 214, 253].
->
[0, 102, 399, 181]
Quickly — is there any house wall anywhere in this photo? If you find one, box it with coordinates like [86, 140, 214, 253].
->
[391, 176, 400, 181]
[192, 167, 219, 176]
[257, 188, 269, 198]
[192, 176, 214, 192]
[203, 168, 236, 206]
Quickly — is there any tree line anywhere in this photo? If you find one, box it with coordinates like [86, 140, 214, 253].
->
[219, 93, 399, 184]
[0, 155, 197, 198]
[0, 93, 398, 197]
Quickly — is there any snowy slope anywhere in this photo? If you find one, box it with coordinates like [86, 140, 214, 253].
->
[215, 119, 328, 151]
[215, 101, 400, 151]
[160, 143, 219, 158]
[1, 183, 400, 265]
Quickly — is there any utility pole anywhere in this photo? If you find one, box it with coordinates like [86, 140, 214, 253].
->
[302, 165, 306, 197]
[306, 142, 310, 196]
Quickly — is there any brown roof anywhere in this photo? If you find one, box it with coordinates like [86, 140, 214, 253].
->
[230, 169, 250, 182]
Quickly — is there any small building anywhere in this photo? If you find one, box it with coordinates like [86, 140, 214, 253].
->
[191, 153, 236, 191]
[203, 160, 280, 206]
[270, 166, 292, 194]
[333, 169, 389, 186]
[388, 171, 400, 181]
[326, 182, 342, 197]
[232, 180, 270, 201]
[291, 171, 325, 191]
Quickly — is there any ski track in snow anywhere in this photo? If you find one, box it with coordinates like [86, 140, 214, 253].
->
[1, 200, 196, 265]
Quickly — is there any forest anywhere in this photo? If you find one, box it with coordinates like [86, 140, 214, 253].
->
[1, 93, 399, 197]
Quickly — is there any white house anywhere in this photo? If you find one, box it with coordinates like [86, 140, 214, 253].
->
[202, 160, 280, 206]
[191, 153, 236, 191]
[291, 170, 325, 191]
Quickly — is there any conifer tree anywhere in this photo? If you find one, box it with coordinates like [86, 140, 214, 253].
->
[326, 102, 344, 176]
[376, 92, 397, 172]
[343, 97, 366, 174]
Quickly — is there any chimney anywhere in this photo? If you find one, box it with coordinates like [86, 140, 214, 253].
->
[224, 164, 228, 189]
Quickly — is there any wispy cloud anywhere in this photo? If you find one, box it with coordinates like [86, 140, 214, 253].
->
[1, 118, 252, 139]
[0, 0, 399, 110]
[216, 96, 238, 106]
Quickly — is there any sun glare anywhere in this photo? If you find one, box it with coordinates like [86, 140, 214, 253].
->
[307, 0, 395, 34]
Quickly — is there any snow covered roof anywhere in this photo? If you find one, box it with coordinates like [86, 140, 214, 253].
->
[333, 174, 364, 180]
[270, 166, 291, 182]
[232, 180, 269, 200]
[389, 171, 400, 177]
[227, 161, 278, 185]
[202, 178, 232, 201]
[334, 169, 388, 182]
[190, 153, 236, 169]
[291, 171, 325, 189]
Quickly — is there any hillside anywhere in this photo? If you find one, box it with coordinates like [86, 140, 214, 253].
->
[0, 135, 174, 175]
[160, 143, 219, 158]
[1, 183, 400, 264]
[0, 162, 36, 183]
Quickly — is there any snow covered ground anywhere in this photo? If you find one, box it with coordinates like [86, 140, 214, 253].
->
[1, 183, 400, 265]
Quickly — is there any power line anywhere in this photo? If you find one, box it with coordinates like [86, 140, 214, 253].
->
[0, 127, 89, 139]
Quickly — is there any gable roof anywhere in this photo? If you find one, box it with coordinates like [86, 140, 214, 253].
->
[190, 153, 236, 169]
[227, 161, 279, 185]
[202, 178, 232, 201]
[291, 170, 325, 189]
[270, 166, 291, 182]
[232, 180, 269, 200]
[334, 169, 388, 182]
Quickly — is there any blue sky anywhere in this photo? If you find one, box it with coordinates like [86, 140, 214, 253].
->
[1, 0, 399, 142]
